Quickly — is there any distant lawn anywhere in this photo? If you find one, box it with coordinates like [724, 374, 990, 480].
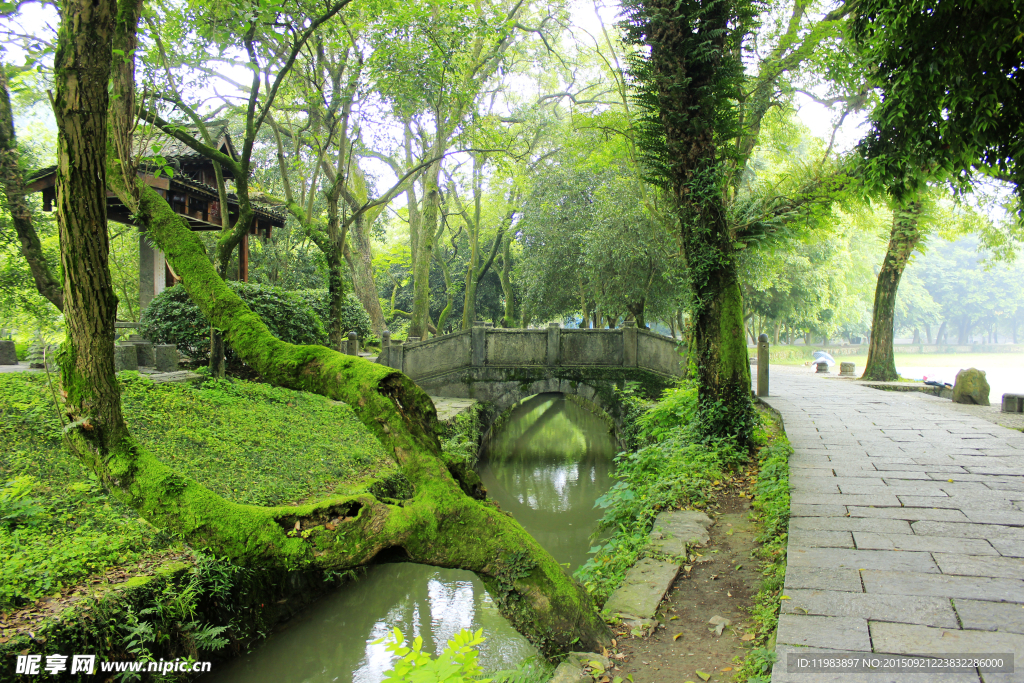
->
[768, 348, 1024, 369]
[0, 372, 392, 611]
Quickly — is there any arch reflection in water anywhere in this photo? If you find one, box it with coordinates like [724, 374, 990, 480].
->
[202, 392, 615, 683]
[478, 393, 618, 569]
[202, 564, 534, 683]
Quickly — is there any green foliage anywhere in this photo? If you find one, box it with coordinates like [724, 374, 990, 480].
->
[575, 382, 747, 603]
[852, 0, 1024, 206]
[0, 375, 164, 610]
[292, 288, 375, 343]
[377, 627, 491, 683]
[734, 412, 790, 683]
[141, 282, 327, 362]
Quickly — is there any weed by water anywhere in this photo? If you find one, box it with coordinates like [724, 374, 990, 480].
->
[574, 381, 750, 604]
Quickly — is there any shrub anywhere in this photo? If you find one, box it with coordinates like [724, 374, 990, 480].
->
[292, 289, 374, 342]
[141, 283, 328, 362]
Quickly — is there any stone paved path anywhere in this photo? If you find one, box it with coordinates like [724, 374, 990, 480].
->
[760, 366, 1024, 683]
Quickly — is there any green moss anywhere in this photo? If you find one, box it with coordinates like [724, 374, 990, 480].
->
[119, 375, 392, 506]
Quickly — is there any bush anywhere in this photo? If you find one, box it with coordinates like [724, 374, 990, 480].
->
[292, 289, 374, 342]
[141, 283, 328, 362]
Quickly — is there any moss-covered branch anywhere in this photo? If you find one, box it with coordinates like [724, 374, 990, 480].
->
[101, 160, 611, 653]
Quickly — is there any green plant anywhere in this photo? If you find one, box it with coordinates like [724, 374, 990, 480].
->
[140, 282, 328, 362]
[292, 288, 375, 343]
[376, 627, 491, 683]
[734, 411, 791, 682]
[575, 381, 748, 602]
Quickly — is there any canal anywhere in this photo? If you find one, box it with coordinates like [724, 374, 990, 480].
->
[204, 393, 618, 683]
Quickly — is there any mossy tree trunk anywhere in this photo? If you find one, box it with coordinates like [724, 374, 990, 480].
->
[106, 166, 612, 652]
[0, 67, 64, 312]
[53, 0, 129, 464]
[45, 5, 610, 652]
[862, 200, 922, 381]
[632, 0, 755, 444]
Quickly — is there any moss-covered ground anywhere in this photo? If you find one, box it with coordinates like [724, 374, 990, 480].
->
[0, 371, 392, 612]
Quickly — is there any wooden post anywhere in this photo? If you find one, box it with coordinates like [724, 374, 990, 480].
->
[757, 333, 769, 397]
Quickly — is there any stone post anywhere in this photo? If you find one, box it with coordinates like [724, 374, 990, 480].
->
[0, 340, 16, 365]
[757, 333, 769, 397]
[114, 343, 138, 372]
[139, 231, 166, 311]
[471, 323, 486, 367]
[154, 344, 178, 372]
[816, 361, 830, 374]
[379, 330, 391, 367]
[133, 340, 155, 366]
[839, 362, 856, 377]
[390, 340, 405, 373]
[622, 320, 638, 368]
[346, 331, 360, 356]
[546, 322, 560, 366]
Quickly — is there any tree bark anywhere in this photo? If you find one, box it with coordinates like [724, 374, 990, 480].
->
[346, 212, 387, 337]
[53, 0, 127, 467]
[409, 165, 440, 339]
[862, 200, 922, 381]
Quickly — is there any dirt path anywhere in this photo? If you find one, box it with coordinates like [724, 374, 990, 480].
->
[611, 494, 763, 683]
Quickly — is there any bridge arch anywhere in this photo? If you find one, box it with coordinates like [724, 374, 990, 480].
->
[376, 323, 685, 436]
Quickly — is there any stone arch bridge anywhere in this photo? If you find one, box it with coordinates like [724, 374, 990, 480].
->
[376, 323, 686, 428]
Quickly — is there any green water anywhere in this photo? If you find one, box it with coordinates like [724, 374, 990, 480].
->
[203, 393, 617, 683]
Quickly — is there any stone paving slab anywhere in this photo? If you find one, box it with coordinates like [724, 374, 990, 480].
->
[954, 599, 1024, 635]
[760, 366, 1024, 683]
[781, 588, 960, 628]
[861, 569, 1024, 602]
[603, 557, 679, 620]
[775, 614, 871, 651]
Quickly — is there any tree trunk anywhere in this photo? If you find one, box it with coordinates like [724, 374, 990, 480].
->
[958, 316, 970, 345]
[912, 328, 920, 344]
[346, 213, 387, 338]
[53, 0, 127, 473]
[409, 166, 440, 339]
[936, 320, 947, 345]
[0, 68, 64, 312]
[862, 200, 922, 381]
[499, 238, 515, 328]
[924, 323, 932, 344]
[326, 189, 348, 351]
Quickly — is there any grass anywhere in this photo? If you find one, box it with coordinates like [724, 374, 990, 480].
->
[733, 407, 791, 683]
[768, 349, 1024, 369]
[574, 382, 751, 604]
[120, 373, 393, 506]
[0, 371, 390, 612]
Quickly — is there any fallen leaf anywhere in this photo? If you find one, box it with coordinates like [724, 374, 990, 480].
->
[684, 565, 693, 573]
[673, 632, 683, 641]
[293, 521, 301, 532]
[669, 615, 679, 621]
[722, 667, 733, 672]
[611, 638, 617, 647]
[780, 595, 791, 600]
[696, 671, 711, 681]
[741, 633, 755, 641]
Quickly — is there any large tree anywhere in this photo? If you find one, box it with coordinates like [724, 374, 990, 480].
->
[852, 0, 1024, 203]
[40, 0, 612, 656]
[622, 0, 854, 443]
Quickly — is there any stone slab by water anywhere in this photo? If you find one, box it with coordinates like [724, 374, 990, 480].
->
[647, 510, 713, 556]
[603, 557, 679, 619]
[430, 396, 478, 422]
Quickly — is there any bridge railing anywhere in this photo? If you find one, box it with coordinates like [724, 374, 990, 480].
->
[377, 322, 684, 380]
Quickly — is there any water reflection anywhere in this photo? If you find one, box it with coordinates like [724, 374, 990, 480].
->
[202, 392, 617, 683]
[205, 564, 534, 683]
[478, 394, 618, 569]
